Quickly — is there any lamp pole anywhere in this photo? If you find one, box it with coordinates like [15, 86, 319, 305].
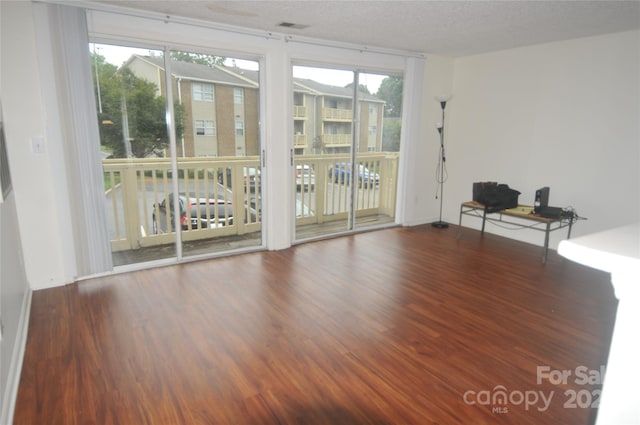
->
[432, 97, 449, 228]
[93, 44, 103, 114]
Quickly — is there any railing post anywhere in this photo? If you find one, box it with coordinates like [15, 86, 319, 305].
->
[121, 163, 142, 249]
[231, 164, 246, 234]
[315, 159, 328, 224]
[379, 155, 398, 217]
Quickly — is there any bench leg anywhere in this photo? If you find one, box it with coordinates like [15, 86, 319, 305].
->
[481, 208, 487, 235]
[457, 204, 464, 239]
[542, 222, 551, 264]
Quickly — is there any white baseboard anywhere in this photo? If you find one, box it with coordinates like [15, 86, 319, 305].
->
[0, 288, 32, 425]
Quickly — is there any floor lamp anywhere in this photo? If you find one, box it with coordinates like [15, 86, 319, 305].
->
[432, 96, 450, 228]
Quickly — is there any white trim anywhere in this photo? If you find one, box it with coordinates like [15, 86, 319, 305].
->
[40, 0, 281, 41]
[396, 56, 427, 226]
[185, 77, 256, 90]
[257, 55, 269, 250]
[162, 47, 184, 260]
[0, 288, 32, 425]
[284, 34, 425, 59]
[46, 0, 425, 59]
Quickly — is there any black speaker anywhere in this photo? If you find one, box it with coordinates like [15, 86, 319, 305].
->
[534, 187, 550, 213]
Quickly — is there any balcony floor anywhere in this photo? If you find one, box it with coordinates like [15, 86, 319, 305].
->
[112, 214, 396, 267]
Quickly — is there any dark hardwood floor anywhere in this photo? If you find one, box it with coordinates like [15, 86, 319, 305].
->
[14, 225, 617, 424]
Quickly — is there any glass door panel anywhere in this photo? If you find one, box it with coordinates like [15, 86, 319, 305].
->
[354, 72, 402, 229]
[293, 65, 354, 240]
[91, 44, 177, 266]
[91, 43, 262, 266]
[166, 52, 262, 259]
[293, 66, 402, 240]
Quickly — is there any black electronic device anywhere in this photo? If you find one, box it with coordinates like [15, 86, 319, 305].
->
[534, 187, 550, 213]
[538, 206, 563, 219]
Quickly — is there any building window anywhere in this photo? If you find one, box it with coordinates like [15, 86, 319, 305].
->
[195, 119, 216, 136]
[369, 104, 378, 114]
[368, 125, 377, 136]
[235, 120, 244, 136]
[234, 87, 244, 104]
[193, 83, 214, 102]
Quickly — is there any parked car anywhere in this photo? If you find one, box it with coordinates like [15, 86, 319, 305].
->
[328, 162, 380, 187]
[218, 167, 261, 192]
[295, 164, 315, 191]
[152, 193, 256, 233]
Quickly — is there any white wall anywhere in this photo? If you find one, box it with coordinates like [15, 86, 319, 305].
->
[0, 6, 33, 419]
[447, 31, 640, 249]
[400, 55, 454, 226]
[1, 1, 76, 289]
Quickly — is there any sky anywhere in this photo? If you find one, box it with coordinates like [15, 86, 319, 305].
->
[92, 43, 386, 93]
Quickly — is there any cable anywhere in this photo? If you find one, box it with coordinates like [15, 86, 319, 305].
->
[434, 144, 447, 199]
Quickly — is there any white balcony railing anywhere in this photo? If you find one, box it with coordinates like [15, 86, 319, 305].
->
[103, 154, 398, 252]
[294, 105, 307, 119]
[294, 134, 307, 146]
[323, 107, 352, 121]
[323, 134, 352, 146]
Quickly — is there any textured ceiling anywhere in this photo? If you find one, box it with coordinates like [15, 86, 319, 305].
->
[93, 0, 640, 56]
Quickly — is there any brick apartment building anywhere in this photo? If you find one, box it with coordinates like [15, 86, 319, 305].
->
[125, 55, 385, 158]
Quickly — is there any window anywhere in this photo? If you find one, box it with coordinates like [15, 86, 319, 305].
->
[235, 120, 244, 136]
[195, 119, 216, 136]
[234, 87, 244, 104]
[368, 125, 377, 136]
[193, 82, 214, 102]
[369, 104, 378, 114]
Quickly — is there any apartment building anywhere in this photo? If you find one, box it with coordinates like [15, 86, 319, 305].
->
[293, 78, 385, 155]
[125, 55, 261, 157]
[125, 55, 386, 158]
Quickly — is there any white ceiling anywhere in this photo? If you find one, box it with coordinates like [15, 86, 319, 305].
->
[94, 0, 640, 56]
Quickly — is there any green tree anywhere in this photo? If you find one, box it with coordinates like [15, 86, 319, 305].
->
[170, 51, 226, 67]
[92, 53, 184, 158]
[344, 82, 371, 95]
[382, 119, 401, 152]
[376, 76, 403, 117]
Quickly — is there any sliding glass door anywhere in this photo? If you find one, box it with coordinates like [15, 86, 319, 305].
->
[293, 65, 354, 238]
[91, 43, 262, 267]
[293, 65, 402, 241]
